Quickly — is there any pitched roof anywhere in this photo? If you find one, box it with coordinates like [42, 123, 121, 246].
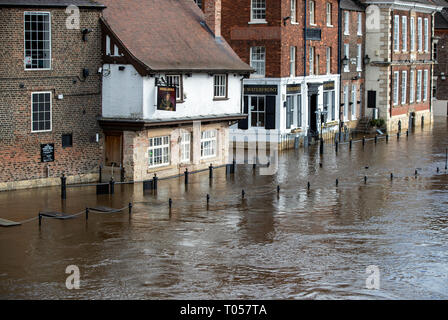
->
[340, 0, 365, 11]
[436, 7, 448, 29]
[0, 0, 104, 7]
[100, 0, 252, 73]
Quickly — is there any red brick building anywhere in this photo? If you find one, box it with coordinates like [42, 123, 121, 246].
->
[0, 0, 104, 191]
[340, 0, 366, 131]
[200, 0, 340, 147]
[363, 0, 444, 132]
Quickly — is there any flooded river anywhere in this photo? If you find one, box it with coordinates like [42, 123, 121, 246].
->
[1, 119, 447, 299]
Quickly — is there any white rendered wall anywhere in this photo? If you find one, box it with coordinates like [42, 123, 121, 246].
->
[102, 64, 144, 118]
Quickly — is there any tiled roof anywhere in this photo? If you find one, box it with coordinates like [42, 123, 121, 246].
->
[0, 0, 104, 7]
[101, 0, 252, 73]
[340, 0, 365, 11]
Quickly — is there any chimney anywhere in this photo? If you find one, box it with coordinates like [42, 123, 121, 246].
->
[204, 0, 221, 38]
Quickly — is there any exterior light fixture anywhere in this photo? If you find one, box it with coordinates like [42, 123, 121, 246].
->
[342, 56, 349, 67]
[441, 73, 446, 81]
[82, 28, 93, 41]
[364, 55, 371, 65]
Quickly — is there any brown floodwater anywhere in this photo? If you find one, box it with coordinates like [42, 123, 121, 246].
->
[1, 119, 448, 300]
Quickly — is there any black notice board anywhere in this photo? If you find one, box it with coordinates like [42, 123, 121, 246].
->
[41, 143, 55, 163]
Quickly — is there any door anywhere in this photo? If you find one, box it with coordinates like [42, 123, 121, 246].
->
[309, 94, 318, 135]
[105, 134, 122, 166]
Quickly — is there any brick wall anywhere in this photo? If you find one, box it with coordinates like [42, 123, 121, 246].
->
[435, 30, 448, 100]
[0, 7, 103, 190]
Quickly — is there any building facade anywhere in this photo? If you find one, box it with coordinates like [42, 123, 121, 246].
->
[0, 0, 104, 191]
[99, 0, 252, 182]
[214, 0, 340, 148]
[363, 0, 444, 132]
[340, 0, 366, 131]
[434, 4, 448, 116]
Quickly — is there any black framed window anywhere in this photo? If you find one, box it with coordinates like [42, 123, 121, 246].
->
[24, 12, 51, 70]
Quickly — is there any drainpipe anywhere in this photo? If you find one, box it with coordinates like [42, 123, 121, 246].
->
[338, 0, 342, 140]
[303, 0, 307, 78]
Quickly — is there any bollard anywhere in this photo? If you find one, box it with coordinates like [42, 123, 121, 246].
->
[374, 135, 378, 144]
[335, 141, 338, 153]
[99, 165, 102, 183]
[362, 136, 366, 146]
[153, 174, 158, 190]
[169, 198, 172, 209]
[364, 176, 367, 184]
[386, 134, 389, 143]
[242, 189, 245, 199]
[232, 159, 236, 174]
[415, 169, 418, 177]
[406, 130, 409, 137]
[398, 120, 402, 132]
[109, 178, 115, 195]
[307, 182, 310, 191]
[319, 163, 323, 168]
[397, 132, 400, 140]
[128, 203, 132, 217]
[85, 208, 89, 221]
[38, 213, 42, 226]
[336, 179, 339, 187]
[320, 138, 324, 155]
[437, 167, 440, 173]
[445, 148, 448, 170]
[61, 174, 67, 200]
[421, 116, 424, 127]
[349, 139, 353, 150]
[184, 168, 189, 185]
[206, 194, 210, 205]
[390, 173, 394, 180]
[209, 164, 213, 179]
[277, 185, 280, 193]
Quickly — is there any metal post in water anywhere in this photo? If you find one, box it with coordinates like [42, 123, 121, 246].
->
[406, 130, 409, 138]
[362, 136, 366, 146]
[277, 185, 280, 193]
[320, 138, 324, 155]
[99, 165, 102, 183]
[386, 134, 389, 143]
[184, 168, 189, 185]
[85, 208, 89, 221]
[206, 194, 210, 206]
[415, 169, 418, 177]
[209, 164, 213, 180]
[242, 189, 245, 199]
[307, 182, 310, 191]
[61, 174, 66, 200]
[390, 173, 394, 180]
[169, 198, 172, 209]
[38, 213, 42, 226]
[232, 159, 236, 173]
[364, 176, 367, 184]
[336, 179, 339, 187]
[349, 139, 353, 150]
[421, 116, 424, 127]
[397, 132, 400, 140]
[335, 141, 338, 153]
[128, 203, 132, 217]
[153, 173, 158, 190]
[374, 135, 378, 144]
[445, 148, 448, 170]
[109, 177, 115, 195]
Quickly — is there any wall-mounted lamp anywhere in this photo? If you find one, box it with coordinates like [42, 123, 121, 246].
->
[185, 72, 192, 77]
[342, 56, 349, 67]
[441, 72, 446, 81]
[364, 55, 371, 65]
[83, 68, 89, 79]
[283, 16, 291, 26]
[118, 66, 126, 71]
[81, 28, 93, 42]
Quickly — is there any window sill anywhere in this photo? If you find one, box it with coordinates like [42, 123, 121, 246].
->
[291, 22, 299, 25]
[310, 23, 317, 27]
[25, 68, 52, 71]
[31, 130, 52, 134]
[213, 97, 229, 101]
[327, 24, 334, 28]
[248, 20, 268, 25]
[148, 163, 171, 170]
[344, 33, 350, 36]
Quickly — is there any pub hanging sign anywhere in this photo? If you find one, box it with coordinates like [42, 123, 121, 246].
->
[157, 86, 177, 112]
[41, 143, 54, 163]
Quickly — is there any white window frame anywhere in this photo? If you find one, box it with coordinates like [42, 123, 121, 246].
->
[351, 84, 357, 119]
[424, 18, 429, 53]
[402, 16, 407, 52]
[357, 12, 362, 36]
[213, 74, 227, 98]
[344, 11, 350, 35]
[418, 17, 423, 52]
[394, 15, 400, 52]
[250, 0, 266, 23]
[250, 46, 266, 77]
[310, 1, 316, 26]
[423, 69, 428, 101]
[148, 136, 170, 168]
[326, 3, 332, 26]
[291, 0, 297, 23]
[309, 46, 315, 75]
[201, 129, 218, 159]
[24, 12, 52, 71]
[180, 131, 191, 163]
[166, 74, 182, 101]
[417, 69, 422, 102]
[290, 46, 296, 77]
[410, 70, 415, 103]
[344, 85, 349, 120]
[357, 44, 362, 71]
[410, 17, 415, 52]
[344, 44, 349, 72]
[393, 71, 399, 106]
[401, 71, 407, 105]
[326, 47, 331, 75]
[31, 91, 52, 133]
[249, 96, 266, 128]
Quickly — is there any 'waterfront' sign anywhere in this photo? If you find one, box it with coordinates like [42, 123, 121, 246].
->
[244, 85, 278, 95]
